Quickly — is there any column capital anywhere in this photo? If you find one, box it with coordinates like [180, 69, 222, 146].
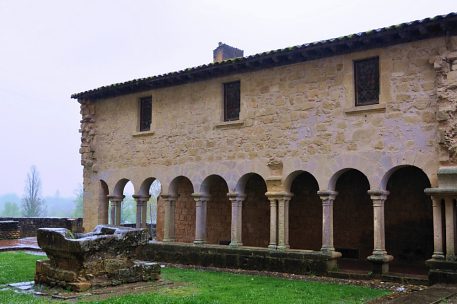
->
[107, 195, 125, 203]
[367, 189, 389, 200]
[265, 192, 293, 198]
[191, 193, 211, 202]
[425, 188, 457, 200]
[317, 190, 337, 202]
[132, 195, 151, 203]
[227, 192, 246, 201]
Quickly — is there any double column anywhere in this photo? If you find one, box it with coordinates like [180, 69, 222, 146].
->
[228, 193, 245, 247]
[424, 190, 452, 260]
[192, 193, 209, 245]
[108, 195, 124, 226]
[367, 190, 393, 274]
[266, 193, 292, 250]
[162, 194, 177, 242]
[133, 195, 150, 228]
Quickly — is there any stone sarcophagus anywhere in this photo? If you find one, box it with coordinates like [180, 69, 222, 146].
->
[35, 225, 160, 291]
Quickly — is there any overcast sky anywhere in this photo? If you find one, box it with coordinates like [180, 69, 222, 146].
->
[0, 0, 455, 197]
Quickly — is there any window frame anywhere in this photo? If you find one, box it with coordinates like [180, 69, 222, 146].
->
[354, 56, 380, 106]
[223, 81, 241, 122]
[138, 96, 152, 132]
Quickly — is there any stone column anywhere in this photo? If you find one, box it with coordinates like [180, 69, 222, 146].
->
[192, 193, 209, 245]
[108, 196, 124, 226]
[162, 195, 177, 242]
[133, 195, 150, 228]
[268, 197, 278, 249]
[367, 190, 393, 274]
[318, 190, 337, 253]
[445, 196, 456, 260]
[431, 196, 445, 260]
[228, 193, 245, 247]
[277, 194, 292, 250]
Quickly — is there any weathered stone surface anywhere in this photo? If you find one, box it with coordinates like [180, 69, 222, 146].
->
[35, 225, 160, 291]
[137, 242, 337, 275]
[0, 221, 20, 239]
[0, 217, 83, 238]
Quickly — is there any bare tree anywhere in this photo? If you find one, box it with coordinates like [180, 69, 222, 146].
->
[22, 166, 46, 217]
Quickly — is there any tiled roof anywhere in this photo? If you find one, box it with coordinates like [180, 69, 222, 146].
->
[72, 12, 457, 101]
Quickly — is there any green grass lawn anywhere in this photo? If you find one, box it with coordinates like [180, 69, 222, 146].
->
[0, 251, 389, 303]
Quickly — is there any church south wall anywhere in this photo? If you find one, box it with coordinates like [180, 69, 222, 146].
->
[82, 37, 446, 230]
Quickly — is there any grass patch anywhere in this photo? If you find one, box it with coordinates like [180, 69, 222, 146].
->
[0, 251, 43, 284]
[0, 252, 389, 303]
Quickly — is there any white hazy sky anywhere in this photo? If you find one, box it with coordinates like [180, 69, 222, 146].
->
[0, 0, 456, 197]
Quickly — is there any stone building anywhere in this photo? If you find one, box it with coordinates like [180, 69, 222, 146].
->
[72, 13, 457, 281]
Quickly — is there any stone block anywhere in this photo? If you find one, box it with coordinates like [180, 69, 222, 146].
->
[35, 225, 160, 291]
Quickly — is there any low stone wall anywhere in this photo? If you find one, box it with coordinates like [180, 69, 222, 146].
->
[0, 217, 83, 238]
[121, 223, 156, 238]
[137, 242, 337, 275]
[0, 221, 20, 239]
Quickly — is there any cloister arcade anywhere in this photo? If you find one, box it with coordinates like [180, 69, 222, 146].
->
[96, 164, 443, 274]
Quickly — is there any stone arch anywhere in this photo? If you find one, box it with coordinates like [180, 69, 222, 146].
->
[287, 171, 321, 250]
[384, 165, 433, 273]
[333, 169, 373, 263]
[235, 172, 261, 194]
[201, 175, 231, 245]
[168, 176, 195, 243]
[108, 179, 135, 225]
[238, 173, 269, 247]
[113, 178, 134, 197]
[138, 177, 159, 197]
[98, 180, 109, 224]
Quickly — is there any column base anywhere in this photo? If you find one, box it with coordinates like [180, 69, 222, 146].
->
[163, 238, 175, 243]
[432, 253, 445, 260]
[229, 241, 242, 247]
[426, 258, 457, 284]
[276, 245, 290, 251]
[268, 244, 277, 250]
[193, 240, 206, 245]
[367, 254, 393, 275]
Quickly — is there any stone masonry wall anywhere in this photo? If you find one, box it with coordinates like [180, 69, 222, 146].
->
[431, 37, 457, 164]
[156, 197, 164, 241]
[0, 221, 20, 239]
[174, 177, 195, 243]
[80, 37, 452, 230]
[0, 217, 83, 237]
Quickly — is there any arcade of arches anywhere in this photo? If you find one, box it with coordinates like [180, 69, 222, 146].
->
[99, 165, 450, 274]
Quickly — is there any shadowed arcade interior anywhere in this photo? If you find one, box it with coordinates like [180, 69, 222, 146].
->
[334, 169, 373, 262]
[289, 172, 321, 250]
[385, 166, 433, 274]
[242, 174, 269, 247]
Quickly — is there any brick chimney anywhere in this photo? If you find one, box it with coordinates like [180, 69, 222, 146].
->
[213, 42, 244, 63]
